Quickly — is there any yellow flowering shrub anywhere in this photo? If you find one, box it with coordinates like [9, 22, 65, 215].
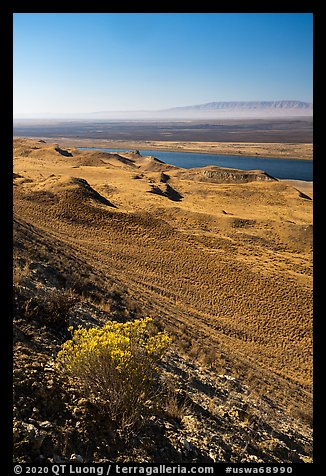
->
[56, 317, 171, 430]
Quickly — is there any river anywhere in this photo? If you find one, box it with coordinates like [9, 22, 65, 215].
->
[78, 148, 313, 181]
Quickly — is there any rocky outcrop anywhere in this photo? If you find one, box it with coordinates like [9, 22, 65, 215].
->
[177, 166, 275, 184]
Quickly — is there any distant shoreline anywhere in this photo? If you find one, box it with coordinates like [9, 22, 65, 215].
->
[14, 136, 313, 161]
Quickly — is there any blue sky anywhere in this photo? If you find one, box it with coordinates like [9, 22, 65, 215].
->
[13, 13, 313, 116]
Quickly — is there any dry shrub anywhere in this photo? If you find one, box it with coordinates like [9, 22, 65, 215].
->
[56, 318, 171, 432]
[163, 384, 189, 424]
[23, 289, 77, 330]
[13, 261, 30, 286]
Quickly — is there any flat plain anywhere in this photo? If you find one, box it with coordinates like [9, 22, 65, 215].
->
[13, 117, 313, 159]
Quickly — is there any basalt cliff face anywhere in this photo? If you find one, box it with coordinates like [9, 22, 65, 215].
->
[176, 166, 275, 184]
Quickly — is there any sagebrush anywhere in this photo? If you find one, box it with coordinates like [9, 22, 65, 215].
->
[56, 317, 171, 430]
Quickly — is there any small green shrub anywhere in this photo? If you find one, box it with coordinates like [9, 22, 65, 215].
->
[56, 317, 171, 431]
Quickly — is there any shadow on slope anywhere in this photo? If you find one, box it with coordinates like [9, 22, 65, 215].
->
[148, 184, 183, 202]
[54, 146, 73, 157]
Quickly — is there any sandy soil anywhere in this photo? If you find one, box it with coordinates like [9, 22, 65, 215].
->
[281, 179, 313, 198]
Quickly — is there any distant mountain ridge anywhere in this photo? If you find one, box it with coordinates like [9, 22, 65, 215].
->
[164, 100, 312, 112]
[14, 100, 313, 120]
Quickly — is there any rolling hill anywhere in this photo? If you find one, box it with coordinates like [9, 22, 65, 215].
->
[13, 138, 313, 464]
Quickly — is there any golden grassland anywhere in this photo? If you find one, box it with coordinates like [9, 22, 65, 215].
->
[22, 137, 313, 160]
[13, 138, 313, 412]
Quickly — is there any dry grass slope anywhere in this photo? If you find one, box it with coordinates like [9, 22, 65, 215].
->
[13, 138, 313, 463]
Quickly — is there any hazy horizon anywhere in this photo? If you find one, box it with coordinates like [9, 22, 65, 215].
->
[13, 13, 313, 117]
[13, 99, 313, 121]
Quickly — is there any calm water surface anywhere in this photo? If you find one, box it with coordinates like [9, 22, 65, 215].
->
[78, 148, 313, 181]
